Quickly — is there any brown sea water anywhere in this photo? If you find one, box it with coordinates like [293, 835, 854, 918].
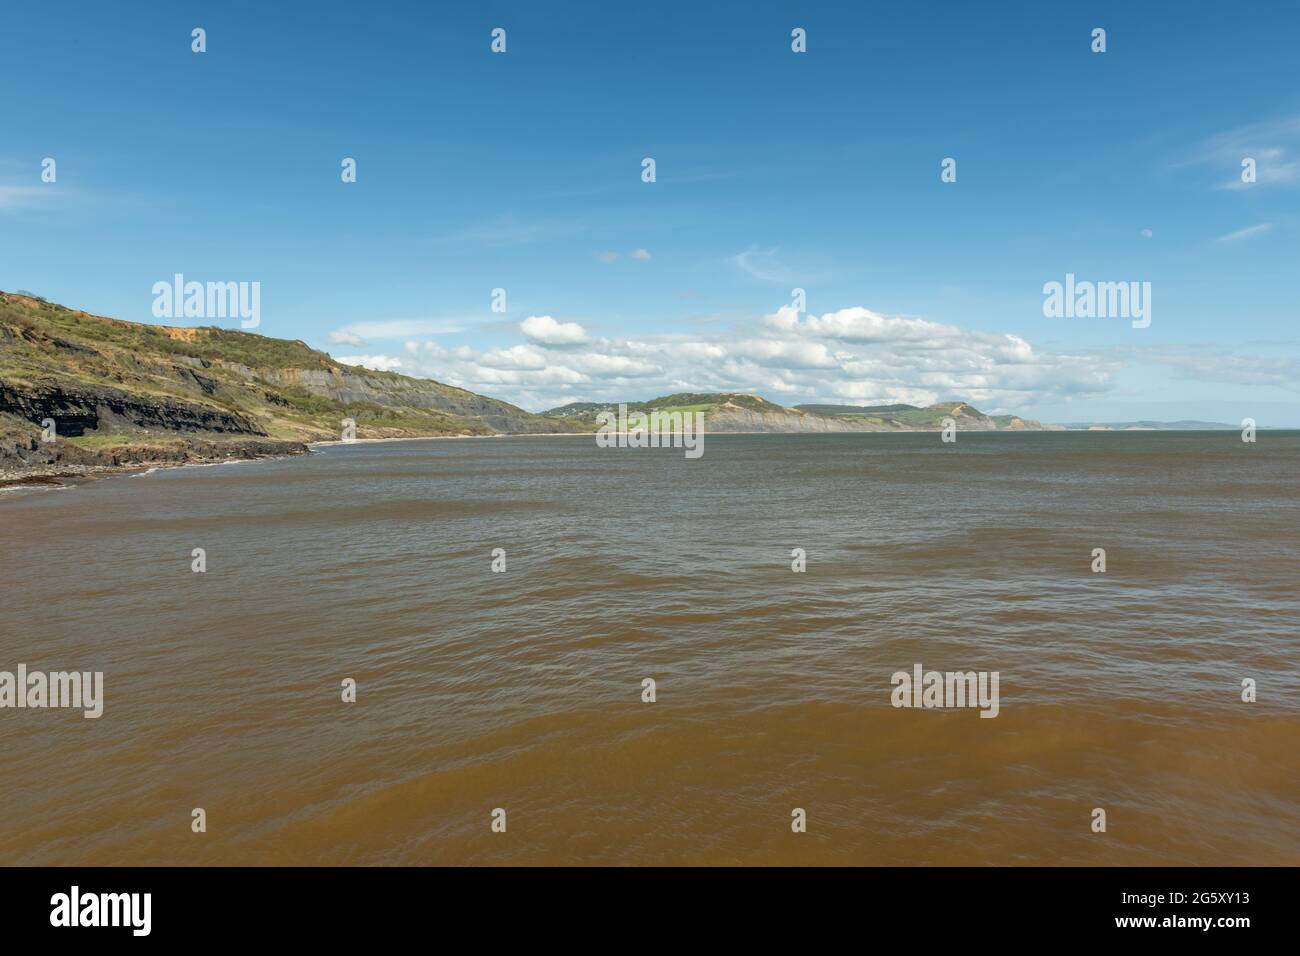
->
[1, 431, 1297, 866]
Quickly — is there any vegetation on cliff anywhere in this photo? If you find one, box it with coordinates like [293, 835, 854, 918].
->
[0, 291, 566, 478]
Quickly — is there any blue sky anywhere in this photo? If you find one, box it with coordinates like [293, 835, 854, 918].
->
[3, 1, 1299, 422]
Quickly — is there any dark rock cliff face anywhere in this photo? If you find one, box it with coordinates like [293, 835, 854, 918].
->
[0, 382, 265, 437]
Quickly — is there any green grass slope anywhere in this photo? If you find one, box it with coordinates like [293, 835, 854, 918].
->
[0, 291, 567, 456]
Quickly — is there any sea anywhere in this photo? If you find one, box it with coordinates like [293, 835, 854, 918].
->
[1, 431, 1297, 865]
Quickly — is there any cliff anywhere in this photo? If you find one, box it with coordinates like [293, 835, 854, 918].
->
[0, 291, 566, 480]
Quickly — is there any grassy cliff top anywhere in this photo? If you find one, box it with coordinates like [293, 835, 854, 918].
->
[0, 291, 564, 445]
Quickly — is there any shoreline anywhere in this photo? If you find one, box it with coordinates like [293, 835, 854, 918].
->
[305, 431, 591, 449]
[0, 430, 589, 490]
[0, 454, 305, 492]
[1, 426, 1261, 493]
[0, 445, 309, 491]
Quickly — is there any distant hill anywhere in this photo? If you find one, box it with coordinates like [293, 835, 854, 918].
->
[796, 403, 919, 415]
[546, 392, 861, 433]
[794, 400, 1051, 431]
[1059, 420, 1239, 430]
[544, 395, 1055, 433]
[0, 291, 566, 479]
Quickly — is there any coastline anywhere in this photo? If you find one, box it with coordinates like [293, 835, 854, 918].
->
[305, 431, 591, 449]
[3, 426, 1257, 493]
[0, 431, 591, 491]
[0, 439, 310, 491]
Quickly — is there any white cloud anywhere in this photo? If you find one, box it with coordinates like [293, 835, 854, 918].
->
[0, 185, 47, 211]
[564, 352, 661, 377]
[1175, 115, 1300, 189]
[328, 329, 366, 346]
[1216, 223, 1272, 243]
[334, 318, 464, 338]
[731, 337, 839, 369]
[765, 305, 947, 344]
[382, 302, 1118, 413]
[0, 180, 152, 216]
[335, 354, 405, 371]
[631, 248, 651, 260]
[1121, 344, 1300, 391]
[520, 314, 589, 345]
[478, 344, 549, 370]
[453, 214, 589, 245]
[729, 247, 795, 283]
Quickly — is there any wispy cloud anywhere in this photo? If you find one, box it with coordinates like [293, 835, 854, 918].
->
[595, 248, 651, 263]
[1, 175, 160, 219]
[452, 214, 588, 246]
[729, 247, 796, 283]
[0, 185, 44, 209]
[0, 183, 63, 213]
[332, 318, 464, 339]
[1118, 344, 1300, 391]
[1216, 222, 1272, 243]
[544, 166, 741, 199]
[328, 330, 366, 346]
[334, 354, 405, 371]
[1172, 115, 1300, 189]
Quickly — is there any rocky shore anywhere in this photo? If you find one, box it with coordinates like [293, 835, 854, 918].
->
[0, 431, 308, 488]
